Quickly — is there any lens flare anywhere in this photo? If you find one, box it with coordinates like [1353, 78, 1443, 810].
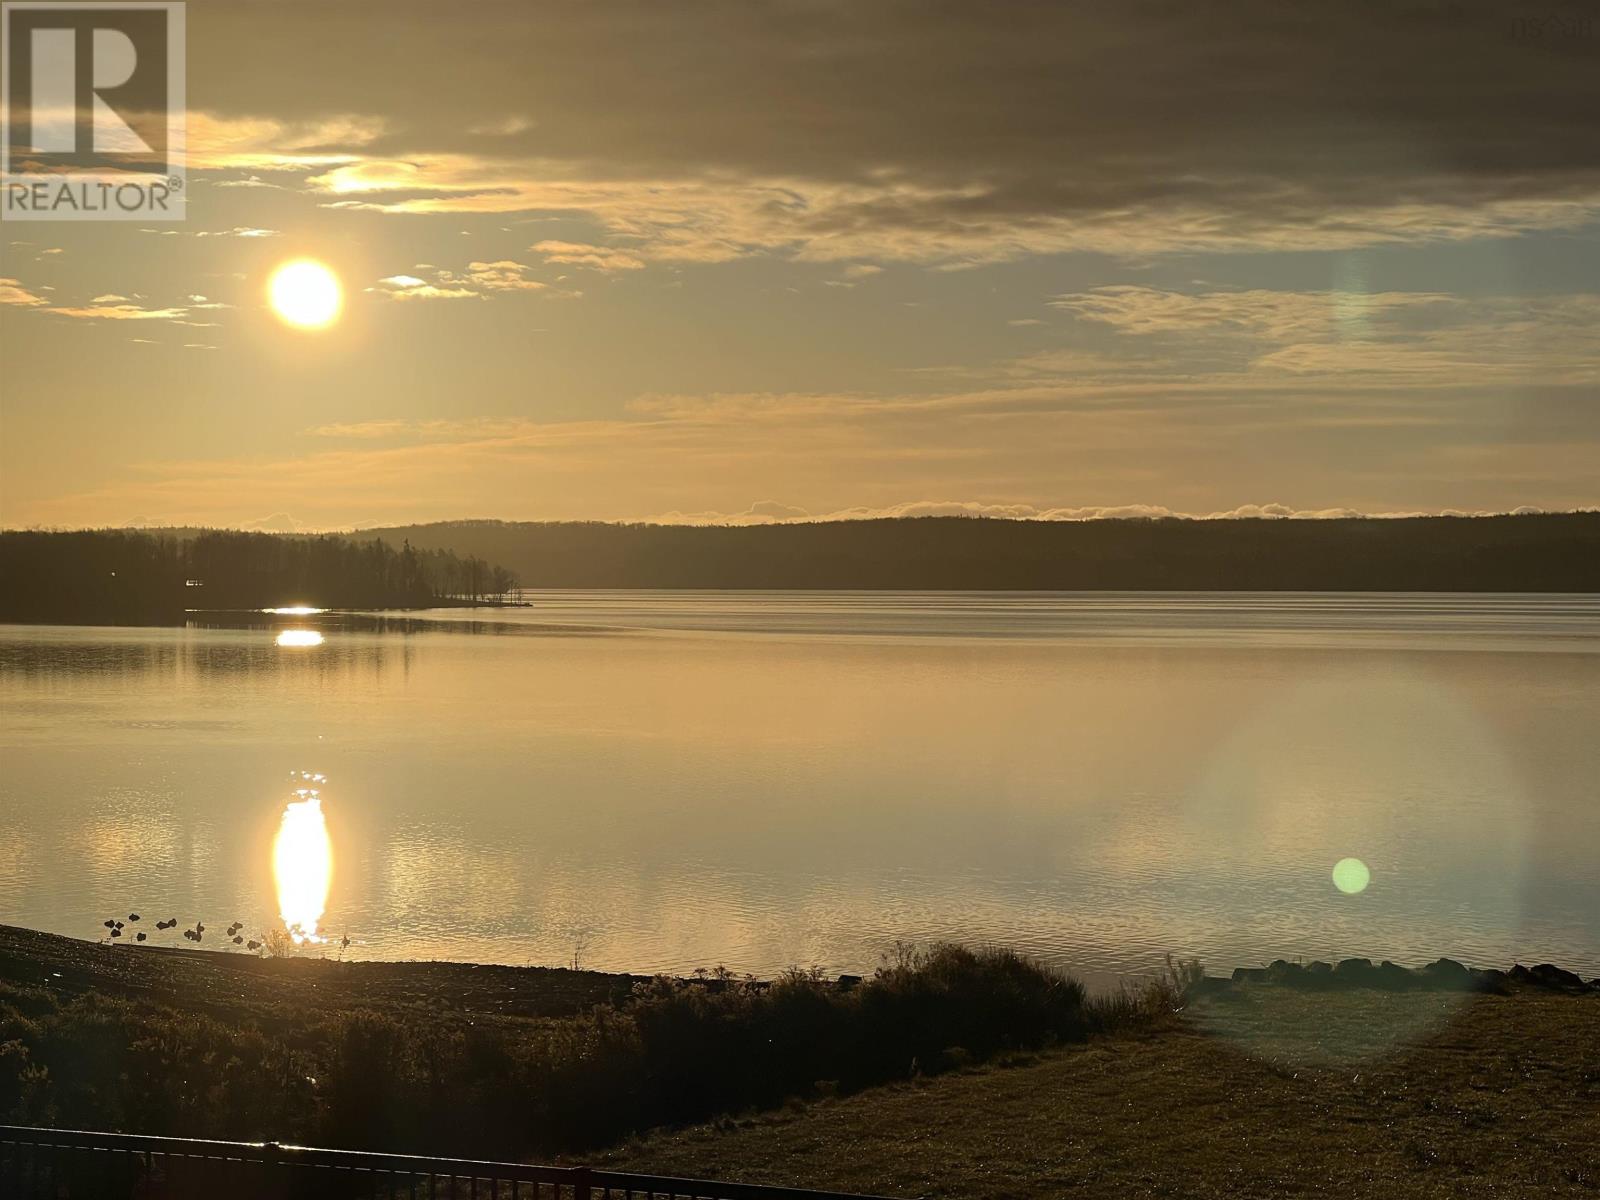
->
[273, 789, 333, 943]
[1332, 856, 1371, 895]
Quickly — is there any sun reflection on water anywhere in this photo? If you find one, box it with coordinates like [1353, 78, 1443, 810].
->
[275, 629, 325, 647]
[273, 778, 333, 944]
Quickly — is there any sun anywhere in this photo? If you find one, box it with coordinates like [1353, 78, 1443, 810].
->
[268, 259, 342, 330]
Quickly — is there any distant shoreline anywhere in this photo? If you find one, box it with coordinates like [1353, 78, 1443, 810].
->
[356, 512, 1600, 593]
[5, 516, 1599, 622]
[4, 924, 1594, 1000]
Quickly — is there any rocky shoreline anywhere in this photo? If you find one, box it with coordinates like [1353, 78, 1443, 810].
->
[1214, 955, 1599, 994]
[3, 924, 1596, 1009]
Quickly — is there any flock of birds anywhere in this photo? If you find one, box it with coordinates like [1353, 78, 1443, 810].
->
[102, 913, 264, 952]
[99, 913, 353, 956]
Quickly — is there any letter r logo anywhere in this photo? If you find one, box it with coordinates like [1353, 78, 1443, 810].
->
[2, 3, 184, 175]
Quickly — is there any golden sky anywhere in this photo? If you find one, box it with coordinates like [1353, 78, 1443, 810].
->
[2, 0, 1597, 530]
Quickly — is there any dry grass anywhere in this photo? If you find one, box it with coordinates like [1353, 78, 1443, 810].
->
[602, 986, 1600, 1198]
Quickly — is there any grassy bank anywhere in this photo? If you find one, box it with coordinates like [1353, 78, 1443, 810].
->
[604, 985, 1600, 1197]
[5, 924, 1595, 1197]
[0, 925, 1165, 1159]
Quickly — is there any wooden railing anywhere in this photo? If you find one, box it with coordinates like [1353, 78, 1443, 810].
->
[0, 1124, 895, 1199]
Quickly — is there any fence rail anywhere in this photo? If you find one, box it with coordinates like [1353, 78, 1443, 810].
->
[0, 1125, 893, 1200]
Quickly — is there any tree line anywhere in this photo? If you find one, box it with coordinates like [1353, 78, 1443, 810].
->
[0, 529, 518, 623]
[358, 511, 1600, 592]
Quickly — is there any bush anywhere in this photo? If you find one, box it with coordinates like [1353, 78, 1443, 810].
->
[1, 944, 1150, 1158]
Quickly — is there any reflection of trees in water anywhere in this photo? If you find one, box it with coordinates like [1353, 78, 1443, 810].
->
[0, 612, 607, 683]
[0, 631, 409, 681]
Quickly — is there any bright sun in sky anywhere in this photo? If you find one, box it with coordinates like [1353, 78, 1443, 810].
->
[267, 259, 343, 330]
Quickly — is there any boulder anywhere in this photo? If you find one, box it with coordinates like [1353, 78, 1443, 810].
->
[1420, 957, 1473, 989]
[1266, 959, 1307, 985]
[1333, 957, 1376, 985]
[1231, 966, 1269, 983]
[1374, 960, 1416, 990]
[1528, 963, 1585, 990]
[1306, 961, 1333, 975]
[1473, 968, 1510, 994]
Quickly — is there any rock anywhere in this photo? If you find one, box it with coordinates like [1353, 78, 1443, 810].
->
[1420, 957, 1473, 989]
[1306, 961, 1333, 975]
[1375, 961, 1415, 990]
[1333, 958, 1375, 985]
[1529, 963, 1585, 990]
[1473, 968, 1510, 994]
[1232, 966, 1269, 983]
[1267, 960, 1319, 988]
[836, 974, 862, 991]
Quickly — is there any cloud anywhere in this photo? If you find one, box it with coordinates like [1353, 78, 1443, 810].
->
[530, 240, 645, 271]
[46, 302, 191, 321]
[644, 500, 1537, 526]
[180, 2, 1600, 264]
[185, 111, 383, 172]
[369, 274, 478, 301]
[469, 115, 535, 137]
[1039, 287, 1600, 388]
[0, 278, 47, 307]
[462, 260, 547, 291]
[138, 225, 280, 238]
[239, 511, 304, 532]
[0, 280, 234, 326]
[367, 261, 549, 300]
[306, 158, 1600, 266]
[1049, 287, 1457, 339]
[746, 500, 810, 520]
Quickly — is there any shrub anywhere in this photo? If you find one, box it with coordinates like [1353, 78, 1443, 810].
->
[1, 943, 1151, 1158]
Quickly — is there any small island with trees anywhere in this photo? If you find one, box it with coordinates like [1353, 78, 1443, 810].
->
[0, 529, 521, 625]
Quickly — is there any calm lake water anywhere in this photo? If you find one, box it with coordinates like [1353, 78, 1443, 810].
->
[2, 592, 1597, 987]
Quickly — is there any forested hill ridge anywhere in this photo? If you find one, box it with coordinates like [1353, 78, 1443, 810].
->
[356, 512, 1600, 592]
[0, 530, 518, 623]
